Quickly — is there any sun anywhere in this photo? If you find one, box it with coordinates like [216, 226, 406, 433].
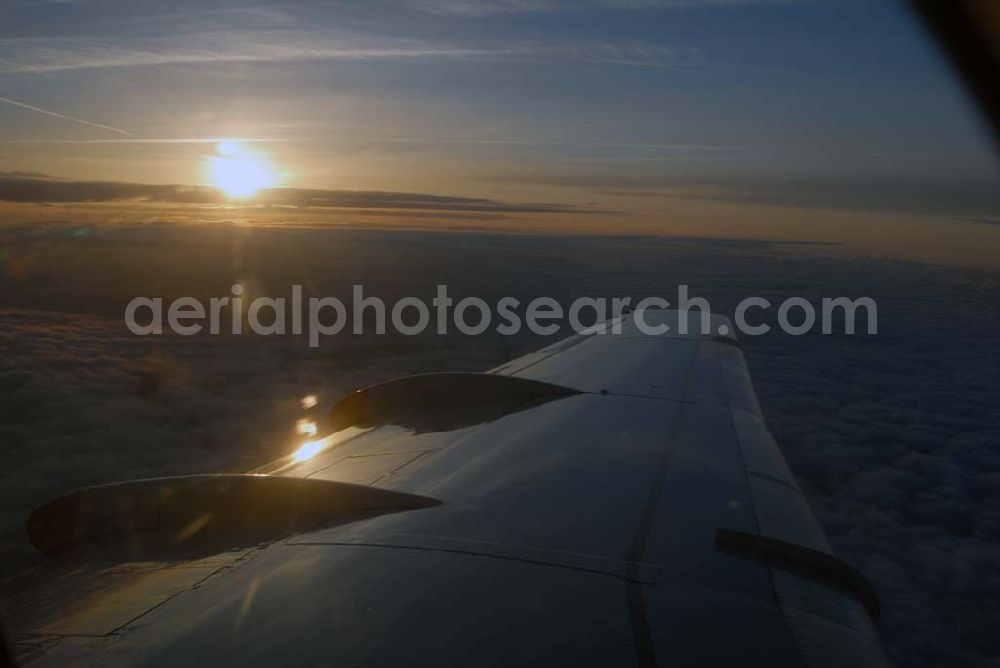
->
[205, 139, 277, 198]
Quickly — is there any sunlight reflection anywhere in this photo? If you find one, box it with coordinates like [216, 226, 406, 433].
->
[291, 440, 325, 462]
[296, 418, 318, 436]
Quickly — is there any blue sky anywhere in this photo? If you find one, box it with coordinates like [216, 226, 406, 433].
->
[1, 0, 998, 264]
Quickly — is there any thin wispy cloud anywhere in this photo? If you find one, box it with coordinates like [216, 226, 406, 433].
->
[0, 30, 703, 73]
[496, 171, 1000, 217]
[410, 0, 800, 16]
[372, 136, 732, 150]
[0, 96, 130, 135]
[0, 137, 270, 145]
[957, 216, 1000, 227]
[0, 173, 600, 214]
[0, 136, 735, 154]
[0, 32, 509, 73]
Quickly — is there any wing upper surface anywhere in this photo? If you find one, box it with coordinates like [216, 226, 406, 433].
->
[7, 310, 887, 667]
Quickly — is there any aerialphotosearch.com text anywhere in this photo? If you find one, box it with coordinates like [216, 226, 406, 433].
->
[124, 284, 877, 347]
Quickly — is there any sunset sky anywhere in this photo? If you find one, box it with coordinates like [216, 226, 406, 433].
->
[1, 0, 998, 265]
[2, 6, 1000, 662]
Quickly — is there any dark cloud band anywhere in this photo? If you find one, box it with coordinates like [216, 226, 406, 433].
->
[0, 174, 592, 214]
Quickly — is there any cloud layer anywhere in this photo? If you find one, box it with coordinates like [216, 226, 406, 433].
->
[0, 225, 997, 666]
[0, 174, 593, 214]
[493, 171, 1000, 218]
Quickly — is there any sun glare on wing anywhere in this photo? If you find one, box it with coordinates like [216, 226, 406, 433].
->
[291, 439, 325, 462]
[205, 139, 276, 198]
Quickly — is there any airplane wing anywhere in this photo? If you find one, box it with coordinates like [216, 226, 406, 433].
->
[2, 309, 888, 667]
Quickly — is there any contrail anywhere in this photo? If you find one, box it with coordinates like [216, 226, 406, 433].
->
[0, 96, 130, 136]
[0, 137, 264, 145]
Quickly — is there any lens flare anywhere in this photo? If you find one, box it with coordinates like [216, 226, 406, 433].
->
[296, 419, 318, 436]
